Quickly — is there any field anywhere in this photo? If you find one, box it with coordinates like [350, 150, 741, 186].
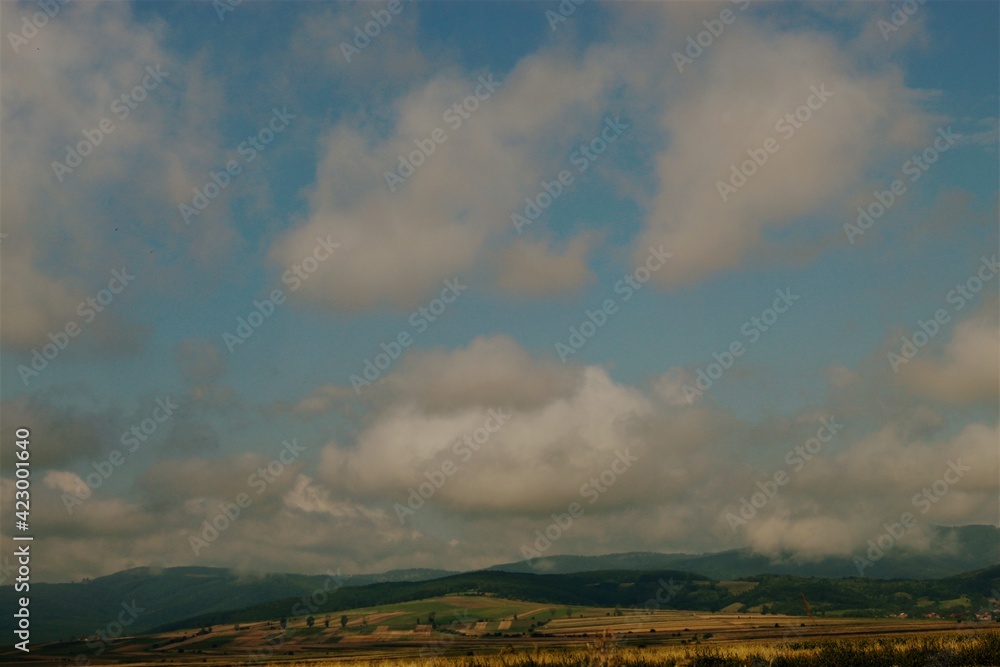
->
[2, 595, 998, 666]
[261, 632, 1000, 666]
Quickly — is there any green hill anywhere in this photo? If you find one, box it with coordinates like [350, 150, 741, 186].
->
[0, 565, 451, 644]
[155, 566, 1000, 636]
[2, 525, 995, 645]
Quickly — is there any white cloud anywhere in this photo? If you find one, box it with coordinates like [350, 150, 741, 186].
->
[267, 46, 620, 310]
[635, 25, 936, 286]
[897, 309, 999, 404]
[382, 335, 583, 412]
[0, 1, 230, 350]
[321, 359, 655, 514]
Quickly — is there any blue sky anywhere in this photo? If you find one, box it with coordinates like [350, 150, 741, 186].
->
[1, 0, 997, 581]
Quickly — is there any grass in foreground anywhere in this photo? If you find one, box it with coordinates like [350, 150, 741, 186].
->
[264, 630, 1000, 666]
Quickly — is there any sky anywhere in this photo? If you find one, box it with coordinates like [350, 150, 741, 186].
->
[0, 0, 997, 583]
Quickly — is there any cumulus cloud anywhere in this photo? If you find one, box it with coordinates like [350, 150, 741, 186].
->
[733, 421, 1000, 558]
[260, 3, 945, 312]
[321, 363, 658, 515]
[0, 392, 117, 469]
[1, 3, 994, 585]
[652, 367, 699, 406]
[266, 43, 621, 311]
[896, 308, 1000, 404]
[7, 338, 997, 580]
[636, 25, 936, 286]
[381, 335, 583, 412]
[0, 1, 230, 351]
[8, 462, 413, 580]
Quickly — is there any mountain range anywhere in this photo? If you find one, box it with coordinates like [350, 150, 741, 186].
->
[3, 524, 996, 644]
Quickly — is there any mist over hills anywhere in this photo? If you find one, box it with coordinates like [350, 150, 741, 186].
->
[2, 525, 996, 644]
[489, 525, 1000, 579]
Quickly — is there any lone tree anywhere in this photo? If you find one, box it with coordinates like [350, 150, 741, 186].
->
[307, 616, 315, 628]
[324, 616, 330, 628]
[340, 615, 348, 629]
[280, 618, 287, 630]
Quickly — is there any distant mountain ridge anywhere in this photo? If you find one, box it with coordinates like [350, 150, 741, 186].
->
[148, 563, 1000, 634]
[0, 565, 454, 645]
[487, 525, 1000, 579]
[2, 524, 995, 643]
